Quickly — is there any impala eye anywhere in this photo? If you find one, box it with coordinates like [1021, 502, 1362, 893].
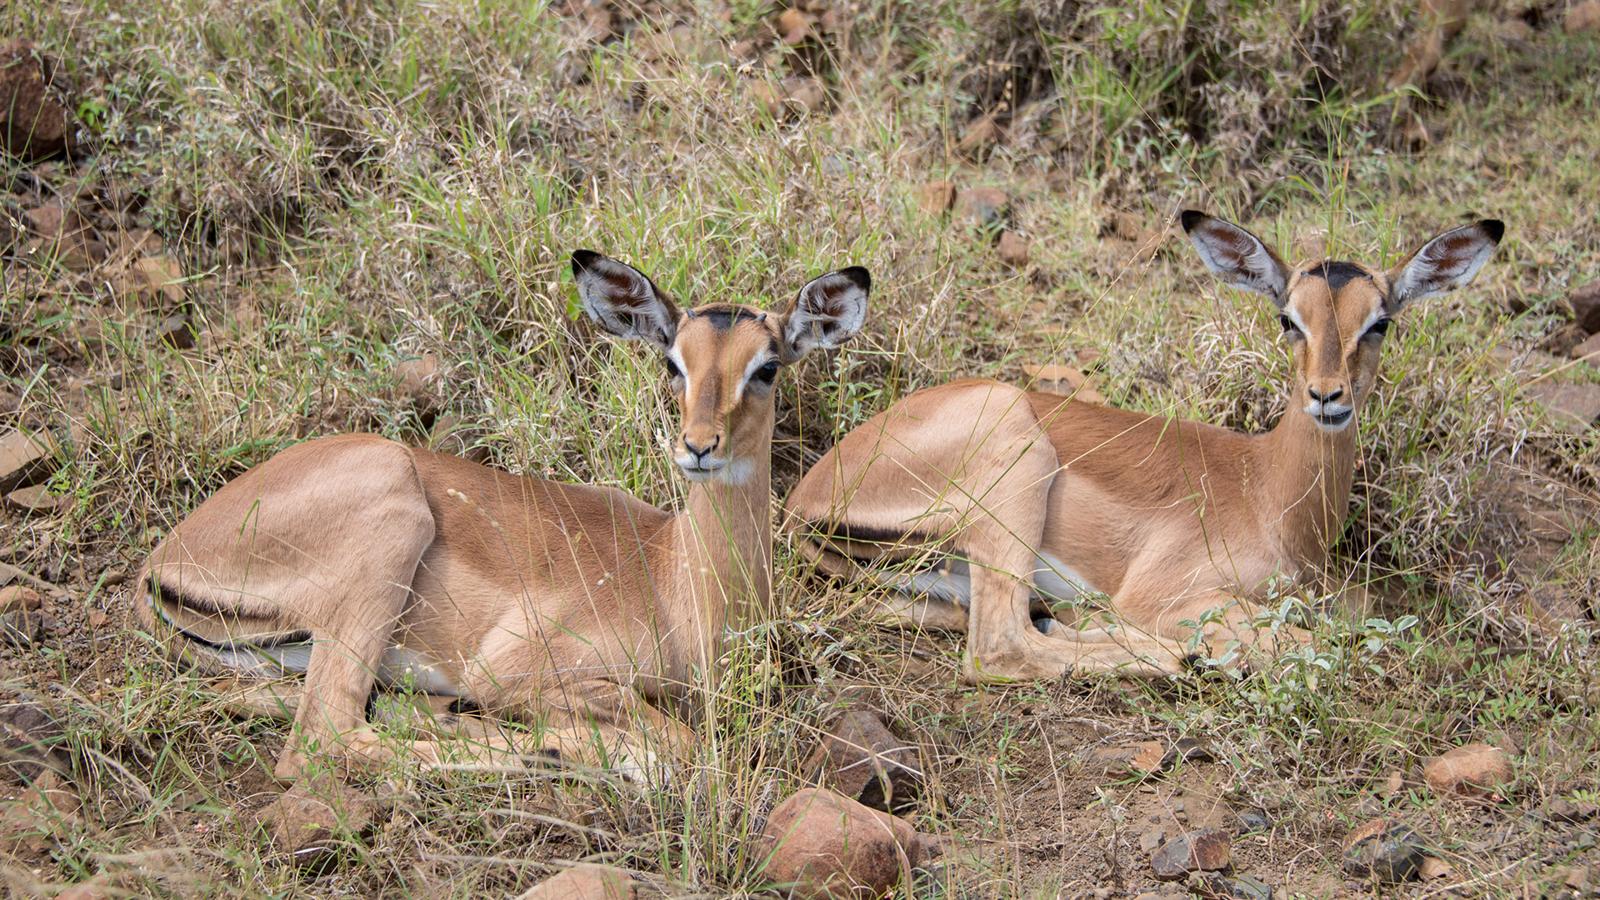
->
[751, 360, 780, 385]
[665, 356, 683, 379]
[1365, 317, 1392, 339]
[1278, 315, 1302, 337]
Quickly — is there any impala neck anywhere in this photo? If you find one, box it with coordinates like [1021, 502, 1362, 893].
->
[670, 429, 774, 672]
[1256, 398, 1358, 568]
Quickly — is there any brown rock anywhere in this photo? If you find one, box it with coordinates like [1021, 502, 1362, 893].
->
[805, 710, 922, 813]
[517, 864, 636, 900]
[918, 181, 956, 217]
[1418, 856, 1453, 879]
[1150, 828, 1232, 879]
[0, 585, 43, 614]
[955, 186, 1008, 230]
[777, 7, 813, 44]
[0, 41, 76, 160]
[23, 200, 86, 243]
[259, 775, 377, 873]
[0, 770, 80, 854]
[1547, 796, 1599, 822]
[1525, 382, 1600, 434]
[1, 608, 45, 647]
[753, 76, 827, 119]
[5, 484, 68, 514]
[394, 352, 440, 400]
[1342, 818, 1425, 882]
[0, 428, 57, 493]
[155, 314, 196, 350]
[1566, 0, 1600, 32]
[1567, 281, 1600, 334]
[997, 230, 1030, 267]
[756, 787, 933, 899]
[955, 112, 1003, 160]
[131, 255, 186, 306]
[1422, 743, 1514, 796]
[1571, 331, 1600, 367]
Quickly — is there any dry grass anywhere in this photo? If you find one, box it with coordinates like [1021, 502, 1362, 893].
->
[2, 0, 1598, 896]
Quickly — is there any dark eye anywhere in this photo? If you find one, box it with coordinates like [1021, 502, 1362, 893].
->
[664, 356, 683, 379]
[1278, 315, 1301, 337]
[751, 361, 780, 385]
[1364, 318, 1391, 339]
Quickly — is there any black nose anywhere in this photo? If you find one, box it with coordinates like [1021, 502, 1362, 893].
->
[683, 436, 719, 459]
[1308, 387, 1344, 403]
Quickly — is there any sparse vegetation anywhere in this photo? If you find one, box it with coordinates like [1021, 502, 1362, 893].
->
[2, 0, 1597, 896]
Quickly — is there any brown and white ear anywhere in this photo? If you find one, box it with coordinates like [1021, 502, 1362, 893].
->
[1180, 210, 1291, 306]
[1386, 219, 1504, 312]
[780, 267, 870, 362]
[571, 250, 680, 351]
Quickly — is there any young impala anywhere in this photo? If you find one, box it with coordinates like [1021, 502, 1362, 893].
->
[785, 211, 1501, 680]
[135, 252, 870, 782]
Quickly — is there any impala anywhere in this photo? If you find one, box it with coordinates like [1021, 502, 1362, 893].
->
[136, 252, 871, 782]
[785, 211, 1501, 679]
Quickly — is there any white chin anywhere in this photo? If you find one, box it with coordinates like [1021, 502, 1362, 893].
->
[678, 466, 718, 482]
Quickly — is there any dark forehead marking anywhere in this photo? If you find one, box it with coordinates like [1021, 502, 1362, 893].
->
[1302, 260, 1373, 291]
[690, 304, 766, 331]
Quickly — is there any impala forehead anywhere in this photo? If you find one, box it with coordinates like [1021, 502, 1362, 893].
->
[1284, 261, 1388, 341]
[672, 311, 780, 379]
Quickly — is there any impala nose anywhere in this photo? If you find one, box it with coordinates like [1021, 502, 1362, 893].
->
[682, 435, 719, 461]
[1308, 386, 1344, 404]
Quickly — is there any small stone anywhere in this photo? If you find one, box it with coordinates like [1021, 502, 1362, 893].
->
[0, 428, 58, 493]
[1566, 0, 1600, 32]
[1566, 865, 1593, 890]
[1422, 743, 1514, 797]
[394, 352, 440, 399]
[1138, 826, 1165, 854]
[1570, 331, 1600, 367]
[1523, 382, 1600, 434]
[1234, 811, 1271, 835]
[955, 187, 1009, 230]
[1215, 874, 1273, 899]
[1151, 828, 1232, 879]
[1546, 796, 1598, 822]
[1418, 857, 1453, 880]
[997, 231, 1030, 267]
[755, 788, 934, 899]
[155, 314, 196, 350]
[259, 775, 377, 874]
[776, 7, 812, 44]
[0, 770, 80, 854]
[1030, 362, 1108, 405]
[516, 864, 636, 899]
[918, 181, 956, 217]
[5, 484, 67, 514]
[1, 608, 44, 647]
[1129, 740, 1166, 775]
[955, 112, 1003, 160]
[804, 709, 922, 813]
[1342, 818, 1425, 883]
[752, 76, 826, 118]
[131, 255, 186, 306]
[1567, 281, 1600, 334]
[1376, 770, 1404, 799]
[0, 585, 43, 614]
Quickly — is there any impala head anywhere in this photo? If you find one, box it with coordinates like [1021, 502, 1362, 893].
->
[572, 251, 870, 483]
[1181, 210, 1503, 434]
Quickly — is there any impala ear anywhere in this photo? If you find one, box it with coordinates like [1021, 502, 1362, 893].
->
[1180, 210, 1291, 306]
[780, 267, 870, 363]
[1386, 219, 1504, 312]
[571, 250, 680, 351]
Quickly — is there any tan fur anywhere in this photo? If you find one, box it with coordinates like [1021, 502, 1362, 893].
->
[785, 213, 1501, 680]
[135, 255, 868, 781]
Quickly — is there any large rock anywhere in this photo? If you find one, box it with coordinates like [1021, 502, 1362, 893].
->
[805, 710, 922, 813]
[516, 864, 636, 899]
[0, 41, 76, 160]
[1524, 382, 1600, 434]
[755, 787, 935, 899]
[0, 428, 58, 493]
[1342, 818, 1425, 883]
[1422, 743, 1514, 797]
[1150, 828, 1232, 880]
[1567, 281, 1600, 334]
[1572, 331, 1600, 368]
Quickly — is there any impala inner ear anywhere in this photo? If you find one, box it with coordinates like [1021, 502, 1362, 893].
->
[1180, 210, 1291, 306]
[1386, 219, 1504, 312]
[572, 250, 681, 351]
[781, 267, 870, 362]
